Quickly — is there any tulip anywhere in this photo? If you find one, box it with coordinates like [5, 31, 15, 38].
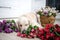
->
[17, 32, 21, 36]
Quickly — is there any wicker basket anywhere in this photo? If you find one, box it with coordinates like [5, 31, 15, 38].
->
[40, 15, 55, 27]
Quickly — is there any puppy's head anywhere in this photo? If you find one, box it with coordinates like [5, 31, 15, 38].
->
[17, 17, 30, 32]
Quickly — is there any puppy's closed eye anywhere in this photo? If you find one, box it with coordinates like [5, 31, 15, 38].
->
[19, 25, 22, 27]
[25, 24, 29, 26]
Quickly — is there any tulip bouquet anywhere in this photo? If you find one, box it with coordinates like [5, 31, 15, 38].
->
[17, 24, 60, 40]
[37, 24, 60, 40]
[17, 25, 38, 38]
[0, 20, 18, 33]
[37, 6, 58, 27]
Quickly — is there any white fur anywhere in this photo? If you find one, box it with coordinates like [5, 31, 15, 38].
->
[17, 12, 43, 32]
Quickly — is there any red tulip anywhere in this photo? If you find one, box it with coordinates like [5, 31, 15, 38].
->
[38, 29, 45, 35]
[55, 24, 60, 28]
[46, 33, 51, 39]
[37, 27, 42, 31]
[41, 36, 45, 40]
[57, 28, 60, 32]
[30, 32, 36, 38]
[27, 35, 32, 38]
[17, 32, 21, 36]
[50, 33, 55, 37]
[55, 37, 60, 40]
[21, 34, 27, 38]
[37, 34, 41, 37]
[31, 28, 36, 33]
[45, 24, 53, 29]
[44, 28, 50, 33]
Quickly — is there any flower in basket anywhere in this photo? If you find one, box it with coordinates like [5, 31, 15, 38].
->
[37, 6, 58, 17]
[37, 6, 59, 27]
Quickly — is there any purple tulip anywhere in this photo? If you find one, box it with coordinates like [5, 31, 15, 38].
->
[4, 28, 13, 33]
[2, 21, 6, 27]
[3, 20, 7, 24]
[0, 20, 17, 33]
[15, 29, 19, 32]
[0, 22, 2, 27]
[5, 23, 11, 28]
[10, 23, 12, 26]
[0, 28, 2, 32]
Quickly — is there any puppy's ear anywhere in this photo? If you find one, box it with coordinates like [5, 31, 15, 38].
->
[16, 21, 18, 28]
[16, 21, 21, 32]
[36, 14, 40, 24]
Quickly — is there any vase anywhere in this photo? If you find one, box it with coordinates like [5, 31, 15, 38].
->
[40, 15, 55, 27]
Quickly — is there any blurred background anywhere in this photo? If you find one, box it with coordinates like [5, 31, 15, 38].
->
[0, 0, 45, 18]
[0, 0, 60, 24]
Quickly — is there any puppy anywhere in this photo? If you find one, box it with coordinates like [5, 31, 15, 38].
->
[16, 12, 43, 32]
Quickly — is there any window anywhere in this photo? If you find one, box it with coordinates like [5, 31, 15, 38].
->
[46, 0, 60, 12]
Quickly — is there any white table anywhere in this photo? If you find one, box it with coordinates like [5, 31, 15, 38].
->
[0, 32, 40, 40]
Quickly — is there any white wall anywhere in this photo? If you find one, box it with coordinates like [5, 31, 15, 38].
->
[0, 0, 46, 18]
[0, 0, 31, 18]
[31, 0, 46, 12]
[0, 0, 46, 22]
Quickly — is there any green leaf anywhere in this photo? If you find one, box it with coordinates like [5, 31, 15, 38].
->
[34, 25, 38, 30]
[37, 11, 43, 16]
[25, 30, 30, 35]
[27, 25, 32, 31]
[25, 25, 33, 35]
[55, 32, 60, 36]
[52, 13, 56, 17]
[6, 20, 11, 23]
[11, 26, 16, 31]
[50, 27, 54, 32]
[11, 20, 15, 23]
[27, 25, 32, 30]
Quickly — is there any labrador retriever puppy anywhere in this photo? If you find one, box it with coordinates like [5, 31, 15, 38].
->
[16, 12, 43, 32]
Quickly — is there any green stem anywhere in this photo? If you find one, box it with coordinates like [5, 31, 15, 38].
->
[55, 32, 60, 36]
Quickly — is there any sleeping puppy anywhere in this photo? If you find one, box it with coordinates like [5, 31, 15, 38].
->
[17, 12, 43, 32]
